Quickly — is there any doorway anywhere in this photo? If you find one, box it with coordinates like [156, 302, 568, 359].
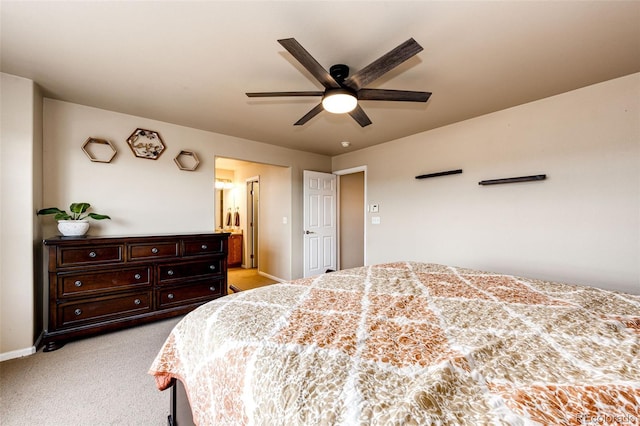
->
[215, 157, 291, 281]
[302, 167, 366, 276]
[338, 170, 365, 269]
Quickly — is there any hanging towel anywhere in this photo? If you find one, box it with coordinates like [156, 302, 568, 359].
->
[234, 208, 240, 227]
[225, 209, 232, 227]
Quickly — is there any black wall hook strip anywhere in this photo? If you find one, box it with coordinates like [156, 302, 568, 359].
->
[415, 169, 463, 179]
[479, 174, 546, 185]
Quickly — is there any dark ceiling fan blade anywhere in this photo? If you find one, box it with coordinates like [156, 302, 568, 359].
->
[246, 91, 324, 97]
[343, 38, 423, 91]
[294, 103, 324, 126]
[357, 88, 431, 102]
[278, 38, 341, 89]
[348, 105, 372, 127]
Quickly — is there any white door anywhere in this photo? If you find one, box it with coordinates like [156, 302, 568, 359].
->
[303, 170, 337, 277]
[246, 178, 259, 268]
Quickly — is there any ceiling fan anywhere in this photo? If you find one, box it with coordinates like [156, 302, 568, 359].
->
[246, 38, 432, 127]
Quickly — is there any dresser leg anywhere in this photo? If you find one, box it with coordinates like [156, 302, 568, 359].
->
[43, 340, 65, 352]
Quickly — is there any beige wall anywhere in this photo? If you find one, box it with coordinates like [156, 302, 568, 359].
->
[333, 73, 639, 294]
[2, 72, 637, 359]
[1, 73, 43, 359]
[0, 95, 330, 359]
[41, 99, 329, 280]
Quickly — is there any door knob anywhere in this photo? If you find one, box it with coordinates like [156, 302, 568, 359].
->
[304, 230, 316, 234]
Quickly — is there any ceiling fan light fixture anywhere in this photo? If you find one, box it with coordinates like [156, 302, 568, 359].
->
[322, 90, 357, 114]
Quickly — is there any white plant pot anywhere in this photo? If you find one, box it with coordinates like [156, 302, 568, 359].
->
[57, 220, 90, 237]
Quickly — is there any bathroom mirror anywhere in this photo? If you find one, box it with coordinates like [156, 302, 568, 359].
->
[215, 179, 238, 231]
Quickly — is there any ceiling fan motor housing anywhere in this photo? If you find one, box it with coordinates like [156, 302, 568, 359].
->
[329, 64, 350, 84]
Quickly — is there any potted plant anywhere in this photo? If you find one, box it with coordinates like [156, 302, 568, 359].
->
[37, 202, 111, 236]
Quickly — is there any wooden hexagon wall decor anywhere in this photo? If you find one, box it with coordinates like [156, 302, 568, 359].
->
[82, 137, 117, 163]
[174, 150, 200, 171]
[126, 128, 165, 160]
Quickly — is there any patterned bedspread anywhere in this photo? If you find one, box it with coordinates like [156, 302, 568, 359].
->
[149, 262, 640, 425]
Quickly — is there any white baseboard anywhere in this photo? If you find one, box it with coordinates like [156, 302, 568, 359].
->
[258, 271, 285, 283]
[0, 345, 36, 362]
[0, 331, 42, 361]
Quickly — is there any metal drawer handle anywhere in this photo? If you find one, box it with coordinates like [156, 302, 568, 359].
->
[151, 247, 159, 254]
[209, 265, 216, 271]
[74, 280, 82, 287]
[209, 286, 216, 292]
[134, 299, 141, 305]
[74, 308, 82, 316]
[89, 251, 97, 258]
[167, 270, 174, 276]
[134, 274, 142, 280]
[201, 244, 208, 250]
[167, 293, 174, 300]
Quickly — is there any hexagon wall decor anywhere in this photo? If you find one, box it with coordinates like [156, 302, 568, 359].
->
[82, 137, 117, 163]
[174, 150, 200, 171]
[126, 128, 165, 160]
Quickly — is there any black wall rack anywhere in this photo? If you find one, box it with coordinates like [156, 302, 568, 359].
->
[478, 174, 546, 185]
[415, 169, 463, 180]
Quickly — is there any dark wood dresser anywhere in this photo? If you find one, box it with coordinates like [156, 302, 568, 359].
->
[42, 233, 229, 351]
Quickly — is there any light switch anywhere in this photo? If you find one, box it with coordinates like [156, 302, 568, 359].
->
[371, 204, 379, 213]
[282, 216, 288, 224]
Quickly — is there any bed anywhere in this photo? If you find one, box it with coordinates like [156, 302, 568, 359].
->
[149, 261, 640, 425]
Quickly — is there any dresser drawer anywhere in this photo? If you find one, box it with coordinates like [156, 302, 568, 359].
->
[58, 267, 151, 298]
[183, 238, 224, 256]
[57, 291, 152, 328]
[43, 233, 229, 351]
[128, 242, 179, 260]
[157, 279, 224, 308]
[58, 245, 123, 267]
[158, 258, 223, 284]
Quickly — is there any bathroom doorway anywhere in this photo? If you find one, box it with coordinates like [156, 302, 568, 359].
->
[215, 157, 291, 281]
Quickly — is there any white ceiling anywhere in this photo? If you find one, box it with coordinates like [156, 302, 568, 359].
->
[2, 1, 639, 156]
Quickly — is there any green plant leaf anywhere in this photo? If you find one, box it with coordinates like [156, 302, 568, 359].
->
[54, 212, 72, 220]
[37, 203, 109, 221]
[37, 207, 66, 216]
[70, 203, 90, 214]
[87, 213, 111, 220]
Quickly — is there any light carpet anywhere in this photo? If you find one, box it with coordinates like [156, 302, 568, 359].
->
[0, 315, 182, 426]
[0, 268, 277, 425]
